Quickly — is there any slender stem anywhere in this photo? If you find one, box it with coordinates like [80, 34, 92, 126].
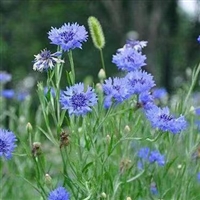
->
[68, 50, 75, 85]
[99, 49, 106, 77]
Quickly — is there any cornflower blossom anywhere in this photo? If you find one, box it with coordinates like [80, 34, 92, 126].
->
[137, 147, 165, 168]
[150, 183, 158, 195]
[33, 49, 64, 72]
[102, 77, 129, 108]
[60, 83, 97, 116]
[0, 129, 17, 160]
[197, 172, 200, 182]
[125, 70, 155, 95]
[152, 88, 168, 100]
[112, 47, 146, 72]
[48, 186, 70, 200]
[0, 89, 15, 99]
[195, 108, 200, 116]
[197, 35, 200, 43]
[149, 150, 165, 166]
[125, 39, 148, 52]
[48, 23, 88, 51]
[146, 105, 187, 134]
[138, 92, 154, 110]
[0, 71, 12, 84]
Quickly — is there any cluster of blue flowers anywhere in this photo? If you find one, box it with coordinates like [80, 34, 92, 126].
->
[48, 186, 70, 200]
[137, 147, 165, 168]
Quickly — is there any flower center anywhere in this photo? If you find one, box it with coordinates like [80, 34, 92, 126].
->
[129, 78, 145, 86]
[40, 50, 51, 60]
[61, 31, 75, 43]
[0, 139, 6, 152]
[71, 93, 87, 108]
[160, 114, 173, 121]
[113, 85, 120, 91]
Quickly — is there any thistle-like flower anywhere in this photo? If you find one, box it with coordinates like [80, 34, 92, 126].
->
[0, 129, 17, 160]
[125, 70, 155, 95]
[48, 23, 88, 51]
[112, 47, 146, 72]
[33, 49, 64, 72]
[102, 77, 129, 108]
[48, 186, 70, 200]
[0, 71, 12, 84]
[146, 105, 187, 134]
[60, 83, 97, 116]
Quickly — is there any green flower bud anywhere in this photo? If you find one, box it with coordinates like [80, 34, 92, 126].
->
[88, 16, 105, 49]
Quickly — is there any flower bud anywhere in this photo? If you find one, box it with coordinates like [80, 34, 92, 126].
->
[26, 122, 33, 133]
[98, 68, 106, 80]
[101, 192, 107, 198]
[45, 174, 52, 187]
[32, 142, 42, 157]
[126, 197, 132, 200]
[124, 125, 131, 133]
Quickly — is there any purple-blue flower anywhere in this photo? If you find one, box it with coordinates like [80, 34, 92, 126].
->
[149, 150, 165, 166]
[44, 87, 56, 97]
[112, 47, 146, 72]
[0, 89, 15, 99]
[48, 23, 88, 51]
[16, 91, 29, 101]
[197, 35, 200, 43]
[102, 77, 129, 108]
[195, 108, 200, 116]
[146, 105, 187, 134]
[138, 92, 154, 110]
[60, 83, 97, 116]
[150, 183, 158, 195]
[125, 39, 148, 52]
[152, 88, 168, 100]
[125, 70, 155, 95]
[138, 147, 150, 159]
[0, 129, 17, 160]
[197, 172, 200, 182]
[33, 49, 64, 72]
[0, 71, 12, 84]
[48, 186, 70, 200]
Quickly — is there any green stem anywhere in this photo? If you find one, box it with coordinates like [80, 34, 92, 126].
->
[68, 50, 75, 85]
[99, 49, 106, 77]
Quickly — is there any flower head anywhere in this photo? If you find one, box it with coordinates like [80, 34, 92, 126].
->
[0, 71, 12, 84]
[48, 186, 70, 200]
[102, 77, 129, 108]
[60, 83, 97, 116]
[197, 172, 200, 182]
[112, 47, 146, 72]
[197, 35, 200, 43]
[0, 129, 17, 160]
[138, 92, 154, 110]
[33, 49, 64, 72]
[0, 89, 15, 99]
[48, 23, 88, 51]
[125, 39, 148, 52]
[149, 150, 165, 166]
[146, 105, 187, 134]
[152, 88, 168, 100]
[125, 70, 155, 95]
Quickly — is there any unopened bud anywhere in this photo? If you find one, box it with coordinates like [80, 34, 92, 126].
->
[98, 68, 106, 80]
[101, 192, 107, 198]
[106, 134, 111, 144]
[126, 197, 132, 200]
[124, 125, 131, 133]
[32, 142, 42, 157]
[45, 174, 52, 186]
[26, 122, 32, 133]
[96, 83, 103, 92]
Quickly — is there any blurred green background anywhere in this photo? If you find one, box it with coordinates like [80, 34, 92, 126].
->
[1, 0, 200, 94]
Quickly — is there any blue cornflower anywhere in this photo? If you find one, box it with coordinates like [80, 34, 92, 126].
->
[197, 172, 200, 182]
[149, 150, 165, 166]
[44, 87, 56, 97]
[0, 129, 17, 160]
[125, 70, 155, 95]
[146, 105, 187, 134]
[138, 92, 154, 110]
[152, 88, 168, 100]
[112, 47, 146, 72]
[16, 91, 29, 101]
[60, 83, 97, 116]
[48, 186, 70, 200]
[33, 49, 64, 72]
[195, 108, 200, 116]
[48, 23, 88, 52]
[150, 183, 158, 195]
[197, 35, 200, 43]
[0, 89, 15, 99]
[125, 39, 148, 52]
[138, 147, 150, 159]
[0, 71, 12, 84]
[102, 77, 129, 108]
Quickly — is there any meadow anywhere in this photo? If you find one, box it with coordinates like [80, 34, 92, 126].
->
[0, 16, 200, 200]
